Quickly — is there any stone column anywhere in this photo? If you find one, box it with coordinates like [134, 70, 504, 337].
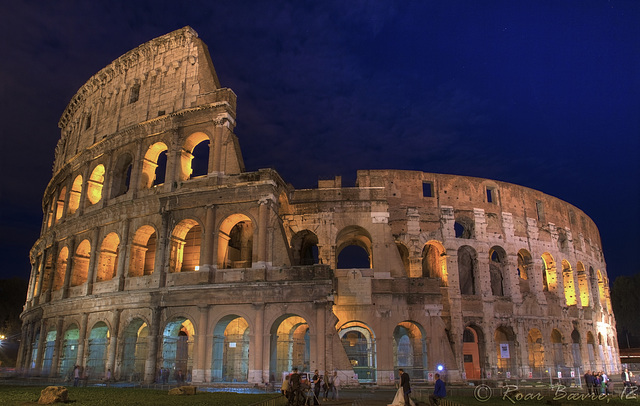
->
[256, 197, 270, 268]
[202, 206, 216, 271]
[34, 318, 47, 375]
[249, 303, 265, 384]
[106, 309, 121, 377]
[315, 303, 326, 374]
[62, 237, 76, 299]
[507, 253, 523, 304]
[16, 323, 29, 371]
[24, 322, 35, 372]
[116, 220, 130, 291]
[193, 305, 209, 383]
[212, 124, 223, 174]
[77, 313, 89, 367]
[155, 212, 171, 288]
[50, 317, 65, 377]
[144, 307, 163, 384]
[85, 228, 101, 295]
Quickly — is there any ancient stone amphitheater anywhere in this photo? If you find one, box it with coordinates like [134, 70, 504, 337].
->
[18, 27, 619, 385]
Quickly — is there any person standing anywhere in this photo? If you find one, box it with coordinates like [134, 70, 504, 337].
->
[330, 371, 340, 401]
[399, 368, 411, 406]
[622, 368, 632, 388]
[584, 370, 593, 394]
[289, 368, 301, 406]
[429, 373, 446, 406]
[312, 369, 321, 405]
[73, 365, 80, 387]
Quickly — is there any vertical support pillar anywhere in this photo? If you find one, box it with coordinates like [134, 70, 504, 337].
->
[62, 237, 76, 299]
[256, 197, 270, 268]
[24, 322, 35, 372]
[212, 124, 223, 174]
[50, 317, 65, 377]
[86, 228, 100, 295]
[34, 319, 47, 375]
[144, 307, 163, 384]
[77, 313, 89, 367]
[202, 206, 216, 271]
[106, 309, 121, 377]
[250, 303, 265, 384]
[193, 305, 209, 383]
[315, 303, 327, 375]
[116, 220, 130, 291]
[16, 323, 29, 371]
[155, 212, 171, 288]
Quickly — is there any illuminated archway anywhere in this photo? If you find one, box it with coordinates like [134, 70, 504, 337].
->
[270, 315, 310, 379]
[53, 246, 69, 291]
[96, 232, 120, 282]
[338, 321, 376, 382]
[68, 175, 83, 214]
[393, 321, 427, 380]
[212, 315, 250, 382]
[577, 262, 589, 307]
[527, 329, 544, 377]
[162, 318, 194, 380]
[463, 326, 483, 380]
[180, 132, 211, 180]
[128, 225, 157, 277]
[71, 239, 91, 287]
[291, 230, 319, 266]
[56, 187, 66, 221]
[87, 321, 110, 379]
[86, 164, 105, 205]
[495, 326, 517, 376]
[218, 214, 254, 269]
[596, 270, 607, 311]
[121, 318, 148, 381]
[422, 240, 447, 285]
[169, 219, 202, 272]
[541, 252, 556, 292]
[41, 329, 57, 376]
[562, 260, 576, 306]
[396, 242, 410, 276]
[140, 142, 169, 188]
[336, 226, 373, 269]
[58, 324, 79, 377]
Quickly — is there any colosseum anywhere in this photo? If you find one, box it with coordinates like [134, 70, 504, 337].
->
[18, 27, 620, 386]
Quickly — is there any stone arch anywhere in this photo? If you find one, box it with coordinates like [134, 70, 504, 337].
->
[161, 317, 195, 380]
[86, 164, 105, 206]
[96, 232, 120, 282]
[211, 315, 250, 382]
[56, 186, 67, 221]
[550, 328, 564, 369]
[495, 326, 517, 376]
[169, 219, 202, 273]
[269, 314, 310, 380]
[218, 213, 254, 269]
[87, 321, 110, 378]
[53, 246, 69, 291]
[463, 325, 485, 380]
[337, 321, 376, 382]
[59, 324, 80, 377]
[517, 249, 532, 295]
[396, 242, 410, 276]
[140, 142, 169, 188]
[458, 245, 477, 295]
[71, 239, 91, 287]
[120, 317, 149, 381]
[562, 260, 576, 306]
[577, 262, 590, 307]
[110, 153, 134, 198]
[336, 225, 373, 269]
[557, 229, 569, 252]
[527, 328, 544, 376]
[586, 331, 597, 370]
[596, 270, 607, 310]
[68, 175, 83, 215]
[422, 240, 448, 286]
[180, 132, 211, 180]
[128, 225, 157, 277]
[393, 321, 427, 381]
[571, 329, 582, 367]
[541, 252, 556, 292]
[454, 215, 474, 239]
[291, 230, 319, 266]
[489, 246, 507, 296]
[41, 328, 57, 376]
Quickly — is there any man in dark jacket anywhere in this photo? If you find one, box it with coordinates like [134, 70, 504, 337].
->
[429, 373, 446, 406]
[399, 368, 411, 406]
[584, 370, 593, 394]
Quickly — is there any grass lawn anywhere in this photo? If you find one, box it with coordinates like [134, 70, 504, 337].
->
[442, 392, 640, 405]
[0, 386, 283, 405]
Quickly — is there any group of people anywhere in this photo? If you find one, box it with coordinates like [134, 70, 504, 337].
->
[156, 367, 190, 384]
[391, 369, 446, 406]
[281, 368, 341, 405]
[583, 370, 614, 395]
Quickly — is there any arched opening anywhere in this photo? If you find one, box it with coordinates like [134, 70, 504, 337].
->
[517, 249, 532, 294]
[180, 132, 211, 180]
[121, 318, 148, 382]
[30, 329, 40, 370]
[541, 252, 556, 292]
[110, 153, 133, 198]
[489, 246, 507, 296]
[495, 326, 517, 377]
[96, 232, 120, 282]
[162, 318, 194, 381]
[218, 214, 254, 269]
[527, 328, 544, 378]
[577, 262, 589, 307]
[128, 226, 157, 277]
[338, 321, 376, 382]
[86, 164, 105, 206]
[550, 329, 564, 370]
[141, 142, 169, 188]
[212, 315, 250, 382]
[586, 332, 597, 370]
[53, 246, 69, 291]
[169, 219, 202, 273]
[68, 175, 83, 215]
[396, 243, 410, 276]
[71, 240, 91, 287]
[336, 226, 373, 269]
[291, 230, 319, 266]
[269, 315, 310, 380]
[596, 270, 607, 311]
[87, 321, 110, 379]
[454, 216, 474, 239]
[56, 187, 67, 221]
[463, 325, 483, 380]
[42, 329, 57, 376]
[59, 324, 79, 377]
[562, 260, 576, 306]
[458, 246, 477, 295]
[571, 330, 582, 368]
[422, 241, 448, 286]
[393, 321, 427, 381]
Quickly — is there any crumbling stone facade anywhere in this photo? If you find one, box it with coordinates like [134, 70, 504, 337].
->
[19, 27, 619, 385]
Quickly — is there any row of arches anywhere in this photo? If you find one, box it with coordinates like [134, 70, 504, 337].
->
[45, 134, 213, 231]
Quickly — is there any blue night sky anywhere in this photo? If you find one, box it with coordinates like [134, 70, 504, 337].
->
[1, 1, 638, 282]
